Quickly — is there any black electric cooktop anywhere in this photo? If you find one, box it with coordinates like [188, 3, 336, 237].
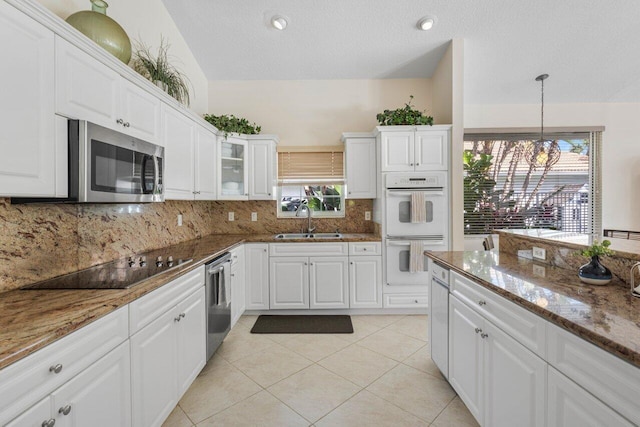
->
[22, 248, 195, 290]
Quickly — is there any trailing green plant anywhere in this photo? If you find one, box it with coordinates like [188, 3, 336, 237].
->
[131, 38, 191, 106]
[203, 114, 261, 137]
[376, 95, 434, 126]
[580, 240, 615, 258]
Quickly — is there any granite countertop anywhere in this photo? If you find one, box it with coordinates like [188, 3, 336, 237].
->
[0, 233, 380, 370]
[427, 250, 640, 368]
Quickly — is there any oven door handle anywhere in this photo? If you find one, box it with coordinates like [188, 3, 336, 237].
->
[153, 155, 161, 196]
[386, 240, 444, 246]
[386, 189, 444, 197]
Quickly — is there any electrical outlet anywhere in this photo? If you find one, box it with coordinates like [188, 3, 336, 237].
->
[533, 264, 546, 277]
[177, 214, 183, 226]
[532, 247, 546, 260]
[228, 212, 235, 221]
[365, 211, 371, 221]
[251, 212, 258, 221]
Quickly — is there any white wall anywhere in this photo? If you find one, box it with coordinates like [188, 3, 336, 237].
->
[36, 0, 209, 114]
[465, 103, 640, 232]
[208, 79, 432, 146]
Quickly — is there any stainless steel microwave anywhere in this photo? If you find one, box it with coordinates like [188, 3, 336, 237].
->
[14, 120, 164, 203]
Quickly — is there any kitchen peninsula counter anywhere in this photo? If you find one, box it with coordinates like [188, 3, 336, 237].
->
[426, 250, 640, 368]
[0, 233, 380, 370]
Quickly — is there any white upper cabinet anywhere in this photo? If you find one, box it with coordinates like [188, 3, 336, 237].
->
[377, 126, 450, 172]
[342, 134, 376, 199]
[218, 136, 249, 200]
[0, 2, 59, 197]
[163, 105, 195, 200]
[55, 37, 162, 144]
[194, 125, 217, 200]
[248, 137, 277, 200]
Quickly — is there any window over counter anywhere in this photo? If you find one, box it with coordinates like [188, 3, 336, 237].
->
[277, 149, 345, 218]
[463, 131, 602, 235]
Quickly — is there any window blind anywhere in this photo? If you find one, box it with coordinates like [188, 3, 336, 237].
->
[277, 151, 344, 184]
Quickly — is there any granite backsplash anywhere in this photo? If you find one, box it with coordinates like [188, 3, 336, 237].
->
[0, 198, 374, 293]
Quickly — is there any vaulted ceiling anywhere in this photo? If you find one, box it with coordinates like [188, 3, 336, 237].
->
[163, 0, 640, 104]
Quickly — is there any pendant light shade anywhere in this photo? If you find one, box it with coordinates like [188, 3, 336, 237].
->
[526, 74, 560, 168]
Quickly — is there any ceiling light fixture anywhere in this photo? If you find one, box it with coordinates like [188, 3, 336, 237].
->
[417, 16, 436, 31]
[271, 15, 288, 30]
[526, 73, 560, 168]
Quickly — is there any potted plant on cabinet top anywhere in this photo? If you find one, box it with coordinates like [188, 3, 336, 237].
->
[578, 240, 614, 285]
[376, 95, 434, 126]
[203, 114, 261, 138]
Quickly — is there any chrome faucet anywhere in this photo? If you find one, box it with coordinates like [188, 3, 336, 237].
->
[295, 201, 316, 234]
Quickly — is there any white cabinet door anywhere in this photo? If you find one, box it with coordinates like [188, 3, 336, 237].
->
[345, 137, 376, 199]
[52, 342, 131, 427]
[448, 296, 483, 423]
[5, 396, 51, 427]
[484, 323, 546, 427]
[163, 105, 195, 200]
[380, 131, 414, 172]
[120, 80, 162, 144]
[547, 367, 633, 427]
[218, 137, 248, 200]
[194, 125, 217, 200]
[270, 257, 309, 309]
[309, 257, 349, 309]
[55, 36, 119, 128]
[130, 309, 178, 427]
[415, 130, 448, 171]
[176, 288, 206, 398]
[0, 3, 57, 197]
[349, 256, 382, 308]
[245, 244, 270, 310]
[230, 248, 246, 328]
[249, 140, 275, 200]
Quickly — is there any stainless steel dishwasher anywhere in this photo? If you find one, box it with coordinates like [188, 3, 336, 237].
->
[205, 252, 232, 361]
[429, 260, 450, 379]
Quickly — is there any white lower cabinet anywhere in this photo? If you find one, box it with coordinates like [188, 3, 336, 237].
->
[349, 256, 382, 308]
[309, 257, 349, 309]
[547, 367, 633, 427]
[230, 246, 246, 328]
[270, 257, 310, 309]
[5, 397, 51, 427]
[245, 244, 270, 310]
[449, 295, 546, 427]
[130, 286, 205, 427]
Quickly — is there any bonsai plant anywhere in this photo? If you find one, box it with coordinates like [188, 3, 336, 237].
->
[203, 114, 261, 137]
[376, 95, 434, 126]
[131, 38, 191, 106]
[578, 240, 614, 285]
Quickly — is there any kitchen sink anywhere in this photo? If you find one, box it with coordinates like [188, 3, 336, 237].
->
[274, 233, 343, 240]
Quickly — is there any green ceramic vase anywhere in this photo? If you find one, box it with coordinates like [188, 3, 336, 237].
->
[66, 0, 131, 64]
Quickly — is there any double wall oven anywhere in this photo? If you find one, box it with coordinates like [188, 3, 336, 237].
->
[384, 172, 449, 289]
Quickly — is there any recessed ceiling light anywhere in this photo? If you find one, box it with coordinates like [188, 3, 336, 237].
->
[271, 15, 288, 30]
[417, 15, 437, 31]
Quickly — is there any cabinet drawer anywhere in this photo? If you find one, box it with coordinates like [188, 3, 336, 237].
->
[547, 323, 640, 426]
[383, 293, 428, 308]
[430, 261, 449, 285]
[129, 267, 205, 335]
[270, 243, 348, 257]
[0, 306, 128, 424]
[348, 242, 381, 255]
[451, 271, 546, 358]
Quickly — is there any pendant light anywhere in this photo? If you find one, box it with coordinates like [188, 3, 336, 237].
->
[527, 74, 560, 168]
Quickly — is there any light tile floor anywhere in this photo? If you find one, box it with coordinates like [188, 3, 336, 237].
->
[163, 315, 479, 427]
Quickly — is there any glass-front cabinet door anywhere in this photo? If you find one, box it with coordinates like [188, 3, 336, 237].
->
[217, 136, 248, 200]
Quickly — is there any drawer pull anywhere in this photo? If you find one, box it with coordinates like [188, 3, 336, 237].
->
[41, 419, 55, 427]
[478, 300, 487, 306]
[414, 299, 419, 303]
[49, 364, 63, 374]
[58, 405, 71, 416]
[481, 333, 489, 339]
[116, 118, 124, 125]
[475, 327, 482, 334]
[363, 248, 367, 251]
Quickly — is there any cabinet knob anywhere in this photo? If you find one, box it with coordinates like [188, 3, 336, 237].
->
[304, 262, 308, 266]
[481, 333, 489, 339]
[174, 315, 182, 322]
[478, 300, 487, 306]
[268, 193, 271, 196]
[475, 327, 482, 334]
[310, 262, 314, 266]
[124, 122, 130, 128]
[49, 364, 63, 374]
[414, 299, 419, 303]
[116, 118, 124, 125]
[58, 405, 72, 416]
[410, 163, 414, 166]
[350, 262, 354, 265]
[416, 163, 420, 166]
[42, 419, 56, 427]
[230, 273, 235, 277]
[264, 249, 267, 252]
[180, 313, 185, 318]
[363, 248, 367, 251]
